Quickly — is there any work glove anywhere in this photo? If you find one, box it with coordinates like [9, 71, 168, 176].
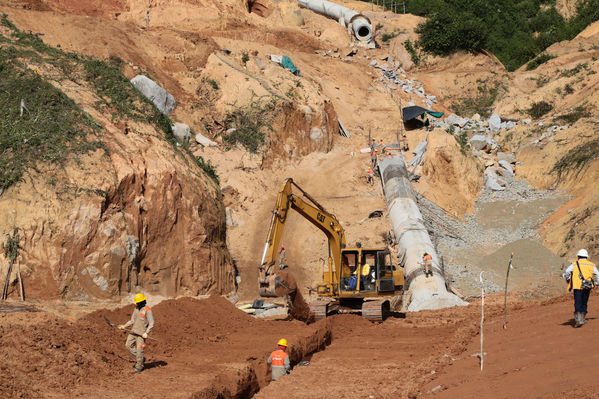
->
[142, 333, 148, 339]
[117, 325, 125, 330]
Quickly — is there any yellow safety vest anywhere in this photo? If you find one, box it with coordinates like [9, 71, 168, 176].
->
[570, 259, 597, 290]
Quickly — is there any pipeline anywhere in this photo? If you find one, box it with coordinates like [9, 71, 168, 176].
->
[378, 153, 467, 312]
[297, 0, 373, 42]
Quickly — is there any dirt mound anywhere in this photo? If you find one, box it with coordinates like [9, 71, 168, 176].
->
[1, 296, 332, 398]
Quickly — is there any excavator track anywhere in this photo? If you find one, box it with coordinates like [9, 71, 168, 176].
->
[361, 299, 390, 322]
[309, 300, 338, 320]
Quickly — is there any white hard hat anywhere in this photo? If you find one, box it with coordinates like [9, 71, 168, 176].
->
[577, 249, 589, 258]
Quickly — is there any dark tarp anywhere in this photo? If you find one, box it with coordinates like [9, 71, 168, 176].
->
[402, 106, 444, 121]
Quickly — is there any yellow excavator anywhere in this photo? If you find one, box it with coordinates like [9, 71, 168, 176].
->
[258, 178, 404, 322]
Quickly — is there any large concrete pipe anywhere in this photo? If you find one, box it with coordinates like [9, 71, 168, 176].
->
[378, 153, 467, 311]
[297, 0, 373, 42]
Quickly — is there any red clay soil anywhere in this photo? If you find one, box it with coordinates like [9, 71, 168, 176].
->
[0, 296, 330, 399]
[2, 293, 596, 398]
[257, 293, 599, 399]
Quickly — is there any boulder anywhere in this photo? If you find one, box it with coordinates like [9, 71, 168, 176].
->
[469, 134, 488, 150]
[446, 113, 469, 128]
[195, 132, 218, 147]
[130, 75, 176, 115]
[484, 168, 506, 191]
[498, 160, 514, 177]
[172, 123, 191, 144]
[497, 152, 516, 164]
[489, 114, 501, 131]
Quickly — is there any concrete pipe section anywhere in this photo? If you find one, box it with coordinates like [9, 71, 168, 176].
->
[378, 153, 468, 311]
[297, 0, 373, 42]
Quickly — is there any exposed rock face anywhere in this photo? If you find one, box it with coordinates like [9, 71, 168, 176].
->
[0, 117, 234, 301]
[263, 101, 338, 166]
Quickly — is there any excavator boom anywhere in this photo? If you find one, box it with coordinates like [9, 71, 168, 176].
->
[259, 178, 345, 298]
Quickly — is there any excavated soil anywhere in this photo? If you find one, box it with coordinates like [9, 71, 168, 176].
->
[0, 296, 331, 398]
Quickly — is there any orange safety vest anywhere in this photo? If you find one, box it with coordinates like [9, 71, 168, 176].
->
[270, 350, 288, 367]
[140, 305, 151, 318]
[424, 254, 432, 262]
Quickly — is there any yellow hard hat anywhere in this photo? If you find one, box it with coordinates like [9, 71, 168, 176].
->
[134, 293, 147, 303]
[361, 264, 370, 276]
[277, 338, 288, 347]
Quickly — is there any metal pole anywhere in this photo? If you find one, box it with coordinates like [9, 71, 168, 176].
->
[503, 253, 514, 329]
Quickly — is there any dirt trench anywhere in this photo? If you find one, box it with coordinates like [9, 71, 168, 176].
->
[0, 296, 332, 399]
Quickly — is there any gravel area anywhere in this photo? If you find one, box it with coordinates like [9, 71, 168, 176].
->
[415, 179, 568, 296]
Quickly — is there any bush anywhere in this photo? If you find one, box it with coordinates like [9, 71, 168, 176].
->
[222, 99, 275, 153]
[527, 101, 553, 118]
[404, 40, 421, 65]
[451, 83, 500, 116]
[195, 156, 219, 184]
[404, 0, 599, 71]
[554, 106, 591, 124]
[526, 53, 556, 70]
[552, 138, 599, 179]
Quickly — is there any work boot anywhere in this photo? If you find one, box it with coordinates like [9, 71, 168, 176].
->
[135, 367, 143, 373]
[582, 312, 588, 325]
[574, 312, 583, 328]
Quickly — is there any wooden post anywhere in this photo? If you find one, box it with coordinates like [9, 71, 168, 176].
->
[17, 259, 24, 301]
[2, 259, 13, 300]
[480, 271, 485, 371]
[503, 253, 514, 329]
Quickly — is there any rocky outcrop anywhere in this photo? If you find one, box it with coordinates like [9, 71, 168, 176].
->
[0, 114, 234, 301]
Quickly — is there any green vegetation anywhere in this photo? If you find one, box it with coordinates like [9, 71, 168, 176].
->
[552, 137, 599, 179]
[526, 53, 556, 70]
[0, 46, 102, 190]
[455, 130, 469, 154]
[560, 62, 589, 78]
[451, 83, 501, 116]
[195, 155, 219, 184]
[222, 99, 275, 153]
[381, 31, 399, 43]
[527, 101, 553, 118]
[554, 106, 591, 124]
[392, 0, 599, 71]
[3, 227, 22, 263]
[404, 40, 421, 65]
[241, 52, 250, 65]
[0, 15, 228, 191]
[208, 79, 219, 90]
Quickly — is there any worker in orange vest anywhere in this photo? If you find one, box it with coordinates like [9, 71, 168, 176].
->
[366, 167, 374, 185]
[267, 338, 290, 381]
[402, 134, 409, 151]
[422, 252, 433, 277]
[118, 293, 154, 373]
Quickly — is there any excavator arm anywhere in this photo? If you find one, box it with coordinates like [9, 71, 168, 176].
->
[259, 178, 346, 298]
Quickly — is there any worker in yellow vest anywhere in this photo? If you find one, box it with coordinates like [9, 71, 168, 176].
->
[563, 249, 599, 327]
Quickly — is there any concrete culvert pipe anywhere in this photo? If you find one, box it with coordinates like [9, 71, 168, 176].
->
[378, 153, 468, 312]
[297, 0, 373, 42]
